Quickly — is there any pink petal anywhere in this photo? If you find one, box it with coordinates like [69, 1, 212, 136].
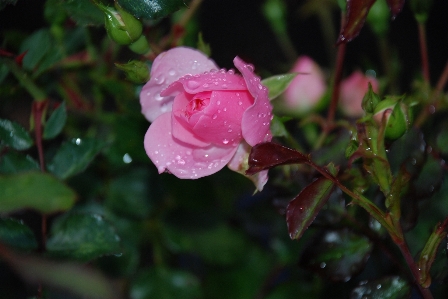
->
[140, 47, 217, 122]
[145, 113, 238, 179]
[283, 56, 327, 113]
[227, 141, 269, 191]
[234, 57, 273, 146]
[170, 92, 211, 147]
[175, 90, 253, 146]
[161, 69, 247, 97]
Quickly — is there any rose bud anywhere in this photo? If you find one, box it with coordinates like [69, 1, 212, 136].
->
[373, 97, 411, 140]
[277, 56, 327, 116]
[99, 3, 143, 46]
[140, 47, 273, 190]
[339, 71, 379, 118]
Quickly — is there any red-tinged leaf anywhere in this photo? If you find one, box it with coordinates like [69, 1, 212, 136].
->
[386, 0, 405, 18]
[15, 51, 28, 67]
[417, 217, 448, 288]
[286, 176, 335, 240]
[337, 0, 376, 44]
[246, 142, 309, 175]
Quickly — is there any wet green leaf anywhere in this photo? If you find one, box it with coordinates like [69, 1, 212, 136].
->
[286, 176, 335, 240]
[300, 229, 372, 281]
[0, 218, 38, 250]
[62, 0, 104, 26]
[130, 267, 201, 299]
[1, 246, 118, 299]
[43, 102, 67, 140]
[0, 172, 76, 214]
[47, 138, 106, 180]
[118, 0, 186, 20]
[351, 276, 410, 299]
[47, 213, 121, 262]
[164, 224, 249, 266]
[0, 118, 33, 150]
[19, 29, 52, 71]
[262, 73, 297, 101]
[0, 151, 39, 174]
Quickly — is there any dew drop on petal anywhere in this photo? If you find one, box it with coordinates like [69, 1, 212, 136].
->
[212, 114, 218, 119]
[238, 101, 242, 105]
[187, 80, 200, 89]
[168, 69, 176, 76]
[222, 139, 229, 144]
[217, 101, 221, 105]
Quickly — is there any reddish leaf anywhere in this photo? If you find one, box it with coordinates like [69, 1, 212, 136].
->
[15, 51, 28, 67]
[386, 0, 405, 18]
[286, 176, 335, 240]
[337, 0, 376, 44]
[246, 142, 309, 175]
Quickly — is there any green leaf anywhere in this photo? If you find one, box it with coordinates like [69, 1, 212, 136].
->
[0, 118, 34, 150]
[19, 29, 53, 71]
[43, 102, 67, 140]
[164, 224, 249, 266]
[47, 138, 106, 180]
[118, 0, 186, 20]
[105, 168, 152, 219]
[261, 73, 297, 101]
[130, 267, 202, 299]
[61, 0, 104, 26]
[351, 276, 410, 299]
[0, 172, 76, 214]
[47, 213, 121, 262]
[286, 176, 335, 240]
[0, 218, 38, 250]
[0, 151, 39, 174]
[1, 246, 118, 299]
[270, 115, 292, 138]
[300, 229, 373, 281]
[0, 63, 9, 84]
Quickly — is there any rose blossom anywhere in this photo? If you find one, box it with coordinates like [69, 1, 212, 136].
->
[278, 56, 326, 116]
[140, 47, 273, 190]
[339, 71, 379, 118]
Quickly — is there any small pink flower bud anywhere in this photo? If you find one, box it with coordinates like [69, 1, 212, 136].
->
[278, 56, 327, 116]
[339, 71, 379, 118]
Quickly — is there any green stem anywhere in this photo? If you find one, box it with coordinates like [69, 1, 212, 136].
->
[418, 22, 430, 84]
[2, 59, 47, 102]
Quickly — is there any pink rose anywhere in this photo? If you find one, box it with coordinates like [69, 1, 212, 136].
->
[140, 47, 273, 190]
[279, 56, 326, 116]
[339, 71, 379, 118]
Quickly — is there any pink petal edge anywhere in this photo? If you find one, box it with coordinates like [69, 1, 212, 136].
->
[233, 57, 273, 146]
[140, 47, 218, 122]
[145, 113, 238, 179]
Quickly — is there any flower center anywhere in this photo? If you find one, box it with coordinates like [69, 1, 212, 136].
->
[184, 93, 211, 119]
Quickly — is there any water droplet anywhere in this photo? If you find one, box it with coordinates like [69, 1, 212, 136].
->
[157, 166, 165, 173]
[213, 81, 219, 85]
[320, 262, 326, 269]
[219, 68, 226, 73]
[122, 153, 132, 164]
[155, 76, 165, 85]
[203, 83, 209, 88]
[222, 139, 229, 144]
[168, 69, 176, 76]
[217, 100, 220, 105]
[223, 108, 227, 112]
[228, 129, 232, 132]
[258, 84, 263, 90]
[228, 69, 235, 75]
[238, 101, 242, 105]
[222, 84, 228, 89]
[212, 114, 218, 119]
[74, 138, 82, 145]
[245, 64, 254, 71]
[187, 80, 200, 89]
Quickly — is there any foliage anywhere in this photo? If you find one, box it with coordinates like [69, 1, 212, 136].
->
[0, 0, 447, 298]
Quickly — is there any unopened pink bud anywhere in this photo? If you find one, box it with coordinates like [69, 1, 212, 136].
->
[339, 71, 379, 118]
[280, 56, 327, 116]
